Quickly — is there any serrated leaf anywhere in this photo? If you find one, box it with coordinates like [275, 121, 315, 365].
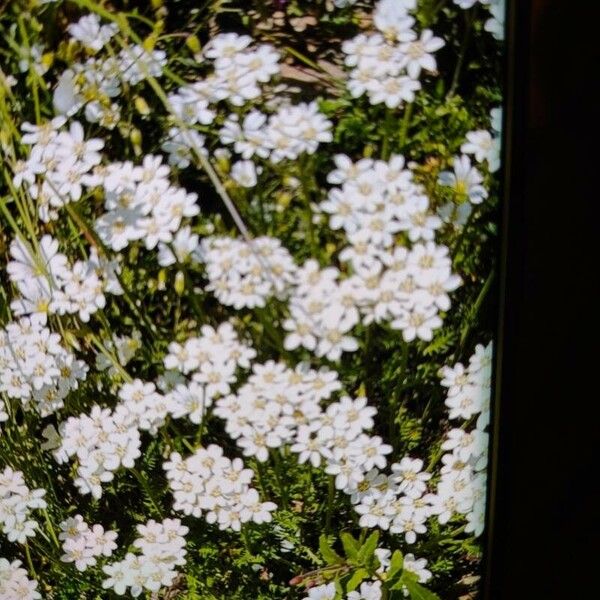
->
[319, 535, 343, 565]
[403, 578, 442, 600]
[340, 532, 360, 560]
[386, 550, 404, 582]
[357, 531, 379, 569]
[346, 567, 369, 592]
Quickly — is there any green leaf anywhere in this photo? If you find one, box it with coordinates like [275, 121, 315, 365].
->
[319, 535, 343, 565]
[357, 531, 379, 569]
[340, 532, 360, 561]
[386, 550, 404, 581]
[346, 568, 369, 592]
[403, 579, 442, 600]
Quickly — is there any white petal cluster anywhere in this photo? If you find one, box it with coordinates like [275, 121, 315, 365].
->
[53, 45, 166, 125]
[67, 14, 118, 52]
[0, 315, 87, 416]
[219, 101, 333, 164]
[342, 0, 443, 108]
[169, 32, 279, 115]
[0, 558, 41, 600]
[350, 457, 431, 544]
[93, 154, 200, 252]
[453, 0, 505, 38]
[59, 514, 118, 571]
[102, 518, 187, 597]
[163, 321, 256, 401]
[13, 119, 103, 221]
[164, 445, 276, 531]
[55, 374, 176, 499]
[461, 107, 503, 173]
[0, 468, 46, 544]
[280, 154, 462, 355]
[199, 236, 298, 309]
[54, 402, 142, 499]
[426, 342, 492, 536]
[7, 234, 120, 322]
[215, 361, 342, 462]
[438, 155, 488, 205]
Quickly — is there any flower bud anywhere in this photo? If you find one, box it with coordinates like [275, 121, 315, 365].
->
[186, 35, 202, 55]
[134, 96, 151, 116]
[174, 271, 185, 296]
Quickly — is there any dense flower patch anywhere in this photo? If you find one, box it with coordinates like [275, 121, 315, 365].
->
[0, 0, 503, 598]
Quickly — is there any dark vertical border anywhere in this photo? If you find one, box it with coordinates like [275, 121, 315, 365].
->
[484, 1, 600, 598]
[482, 0, 528, 597]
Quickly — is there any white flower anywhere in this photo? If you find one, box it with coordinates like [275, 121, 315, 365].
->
[230, 160, 258, 188]
[438, 155, 488, 204]
[67, 14, 118, 52]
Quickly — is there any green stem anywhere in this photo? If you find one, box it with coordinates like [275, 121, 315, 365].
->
[325, 475, 335, 534]
[448, 9, 475, 98]
[455, 268, 495, 359]
[399, 102, 414, 150]
[24, 542, 36, 578]
[43, 509, 61, 549]
[381, 108, 396, 161]
[131, 468, 164, 519]
[298, 156, 317, 255]
[271, 450, 289, 506]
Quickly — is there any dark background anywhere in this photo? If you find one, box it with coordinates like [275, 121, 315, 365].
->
[485, 0, 600, 597]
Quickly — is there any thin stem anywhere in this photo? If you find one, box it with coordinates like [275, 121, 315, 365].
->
[24, 542, 36, 578]
[399, 102, 414, 150]
[131, 468, 164, 519]
[381, 108, 396, 161]
[448, 9, 475, 98]
[325, 475, 335, 534]
[271, 450, 289, 506]
[42, 509, 61, 549]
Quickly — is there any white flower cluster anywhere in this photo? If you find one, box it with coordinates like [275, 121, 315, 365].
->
[168, 31, 279, 122]
[342, 0, 442, 108]
[7, 234, 121, 323]
[164, 445, 276, 531]
[59, 514, 118, 572]
[94, 154, 200, 252]
[280, 154, 462, 357]
[198, 236, 297, 309]
[220, 101, 334, 164]
[214, 361, 342, 462]
[102, 518, 188, 597]
[461, 107, 502, 173]
[427, 342, 492, 537]
[0, 558, 41, 600]
[0, 467, 46, 544]
[52, 375, 174, 499]
[302, 545, 431, 600]
[53, 32, 166, 126]
[197, 152, 463, 360]
[350, 456, 431, 544]
[164, 31, 332, 165]
[0, 315, 87, 416]
[163, 320, 257, 405]
[453, 0, 505, 41]
[52, 404, 141, 499]
[12, 118, 103, 222]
